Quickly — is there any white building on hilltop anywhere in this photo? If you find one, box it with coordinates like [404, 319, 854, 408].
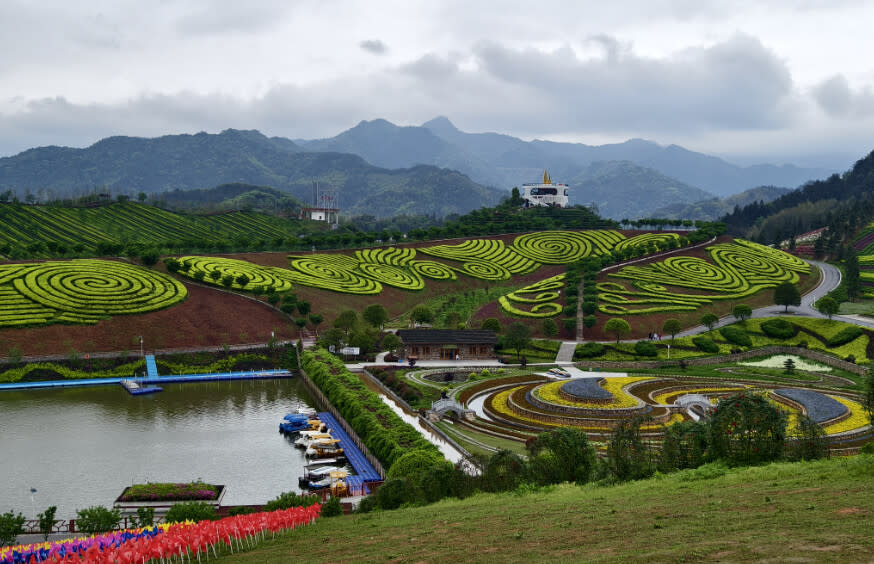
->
[520, 171, 569, 208]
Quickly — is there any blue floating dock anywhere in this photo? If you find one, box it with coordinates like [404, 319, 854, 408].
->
[316, 412, 382, 482]
[0, 369, 292, 391]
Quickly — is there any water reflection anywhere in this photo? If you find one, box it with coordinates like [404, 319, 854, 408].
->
[0, 379, 316, 518]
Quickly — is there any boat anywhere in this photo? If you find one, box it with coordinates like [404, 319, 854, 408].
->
[306, 441, 345, 458]
[279, 413, 323, 434]
[295, 433, 334, 448]
[299, 465, 344, 488]
[306, 476, 334, 490]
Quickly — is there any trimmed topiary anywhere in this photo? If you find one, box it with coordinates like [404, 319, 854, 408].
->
[719, 325, 752, 347]
[634, 340, 658, 357]
[827, 326, 863, 347]
[760, 318, 798, 339]
[692, 336, 719, 353]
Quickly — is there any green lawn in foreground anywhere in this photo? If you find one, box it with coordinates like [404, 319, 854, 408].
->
[224, 455, 874, 563]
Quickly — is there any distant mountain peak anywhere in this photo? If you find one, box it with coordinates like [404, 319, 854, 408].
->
[422, 116, 459, 134]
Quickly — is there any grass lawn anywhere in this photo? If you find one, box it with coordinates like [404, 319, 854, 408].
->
[222, 455, 874, 563]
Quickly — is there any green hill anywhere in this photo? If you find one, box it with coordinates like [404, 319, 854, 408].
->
[227, 455, 874, 563]
[0, 129, 504, 218]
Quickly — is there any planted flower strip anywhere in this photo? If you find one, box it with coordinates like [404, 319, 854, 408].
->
[532, 377, 650, 409]
[177, 256, 295, 291]
[823, 396, 869, 434]
[0, 505, 320, 564]
[0, 260, 186, 327]
[499, 274, 565, 318]
[773, 389, 848, 424]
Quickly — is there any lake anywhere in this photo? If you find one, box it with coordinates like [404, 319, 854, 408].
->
[0, 378, 318, 518]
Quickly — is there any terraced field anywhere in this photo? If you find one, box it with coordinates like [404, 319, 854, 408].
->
[0, 202, 303, 251]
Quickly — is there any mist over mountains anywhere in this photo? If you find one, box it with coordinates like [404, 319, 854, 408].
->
[0, 117, 837, 220]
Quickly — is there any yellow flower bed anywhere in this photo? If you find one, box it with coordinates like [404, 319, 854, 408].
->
[489, 385, 683, 430]
[534, 377, 652, 409]
[823, 396, 869, 434]
[652, 386, 746, 405]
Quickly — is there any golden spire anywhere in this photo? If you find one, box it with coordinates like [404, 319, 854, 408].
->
[542, 170, 552, 184]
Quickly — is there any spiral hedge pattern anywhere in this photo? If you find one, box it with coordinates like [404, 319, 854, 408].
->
[286, 255, 382, 295]
[419, 239, 539, 275]
[612, 232, 679, 252]
[511, 230, 622, 264]
[601, 239, 811, 315]
[0, 260, 187, 327]
[499, 274, 566, 317]
[177, 256, 295, 292]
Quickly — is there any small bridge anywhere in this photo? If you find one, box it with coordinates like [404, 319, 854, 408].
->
[675, 394, 714, 421]
[429, 398, 476, 421]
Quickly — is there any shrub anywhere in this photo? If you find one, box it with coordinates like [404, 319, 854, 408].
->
[692, 336, 719, 353]
[634, 340, 658, 357]
[719, 326, 752, 347]
[164, 501, 217, 524]
[581, 301, 596, 315]
[321, 495, 343, 517]
[562, 318, 576, 332]
[710, 394, 786, 466]
[75, 506, 121, 535]
[827, 326, 863, 347]
[760, 319, 798, 339]
[264, 491, 320, 512]
[659, 421, 709, 472]
[38, 506, 57, 541]
[575, 342, 605, 359]
[132, 507, 154, 527]
[562, 305, 578, 317]
[0, 510, 26, 547]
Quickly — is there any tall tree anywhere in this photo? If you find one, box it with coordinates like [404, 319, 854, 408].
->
[700, 313, 719, 331]
[732, 304, 752, 322]
[363, 304, 389, 329]
[774, 282, 801, 313]
[604, 318, 631, 343]
[333, 309, 358, 334]
[504, 322, 532, 359]
[815, 296, 839, 320]
[410, 305, 434, 326]
[662, 319, 682, 341]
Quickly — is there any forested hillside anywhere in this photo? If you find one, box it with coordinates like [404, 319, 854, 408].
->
[722, 149, 874, 245]
[0, 129, 504, 218]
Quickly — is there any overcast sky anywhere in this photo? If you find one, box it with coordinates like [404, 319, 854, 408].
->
[1, 0, 872, 168]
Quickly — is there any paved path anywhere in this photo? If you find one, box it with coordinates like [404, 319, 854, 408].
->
[555, 342, 577, 364]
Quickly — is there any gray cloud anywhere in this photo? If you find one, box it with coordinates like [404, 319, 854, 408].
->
[359, 39, 388, 55]
[813, 74, 874, 118]
[0, 33, 869, 163]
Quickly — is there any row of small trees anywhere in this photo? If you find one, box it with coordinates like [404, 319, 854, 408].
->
[357, 391, 837, 514]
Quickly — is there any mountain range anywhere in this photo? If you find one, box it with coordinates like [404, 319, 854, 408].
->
[0, 118, 837, 220]
[298, 117, 833, 199]
[0, 129, 503, 218]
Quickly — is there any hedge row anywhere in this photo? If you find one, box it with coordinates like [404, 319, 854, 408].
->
[301, 349, 440, 471]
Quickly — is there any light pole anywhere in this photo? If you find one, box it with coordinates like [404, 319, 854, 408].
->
[139, 336, 144, 359]
[29, 487, 37, 519]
